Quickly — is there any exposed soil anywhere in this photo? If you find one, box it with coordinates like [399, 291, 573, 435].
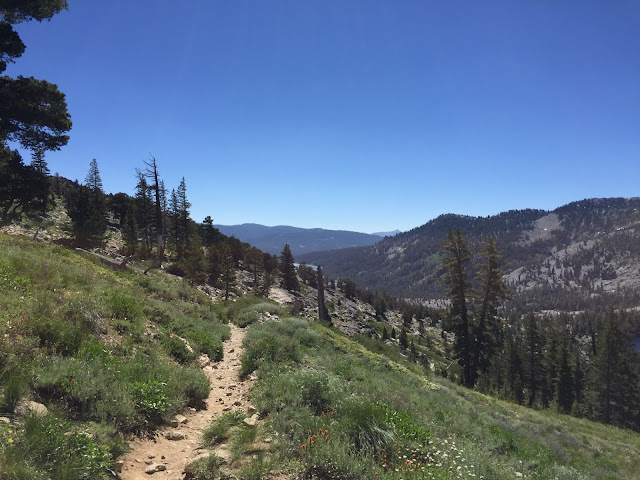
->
[118, 324, 252, 479]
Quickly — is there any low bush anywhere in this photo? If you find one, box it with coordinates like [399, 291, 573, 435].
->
[34, 352, 209, 434]
[241, 326, 301, 377]
[0, 413, 113, 480]
[203, 411, 245, 446]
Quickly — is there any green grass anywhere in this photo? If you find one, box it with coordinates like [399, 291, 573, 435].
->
[0, 413, 113, 480]
[225, 295, 287, 327]
[0, 233, 226, 476]
[241, 317, 640, 479]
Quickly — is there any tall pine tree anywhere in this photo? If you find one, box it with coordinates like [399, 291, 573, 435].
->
[279, 244, 299, 292]
[441, 229, 473, 387]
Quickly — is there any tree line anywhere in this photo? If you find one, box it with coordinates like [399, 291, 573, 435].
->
[440, 229, 640, 431]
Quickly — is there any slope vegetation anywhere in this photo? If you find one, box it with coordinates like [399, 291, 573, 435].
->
[303, 198, 640, 310]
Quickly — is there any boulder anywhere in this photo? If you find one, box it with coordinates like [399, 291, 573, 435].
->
[144, 463, 166, 474]
[165, 431, 186, 441]
[15, 400, 48, 416]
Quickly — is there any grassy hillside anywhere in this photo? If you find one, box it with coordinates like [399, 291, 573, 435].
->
[235, 318, 640, 479]
[0, 233, 229, 479]
[1, 232, 640, 479]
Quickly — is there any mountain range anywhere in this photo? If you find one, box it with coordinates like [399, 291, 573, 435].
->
[301, 197, 640, 313]
[214, 223, 382, 256]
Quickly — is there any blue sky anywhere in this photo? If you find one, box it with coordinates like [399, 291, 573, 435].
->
[7, 1, 640, 233]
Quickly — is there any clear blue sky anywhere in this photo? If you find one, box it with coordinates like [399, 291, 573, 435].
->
[7, 1, 640, 233]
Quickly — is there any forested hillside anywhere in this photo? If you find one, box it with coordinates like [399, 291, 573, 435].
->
[303, 198, 640, 312]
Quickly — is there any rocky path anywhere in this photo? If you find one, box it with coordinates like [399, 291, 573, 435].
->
[118, 324, 252, 479]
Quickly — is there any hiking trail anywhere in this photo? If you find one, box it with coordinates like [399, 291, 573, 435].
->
[118, 323, 252, 479]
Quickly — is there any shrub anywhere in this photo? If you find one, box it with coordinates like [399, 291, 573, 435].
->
[338, 398, 395, 454]
[241, 329, 300, 377]
[0, 413, 113, 480]
[0, 369, 29, 414]
[190, 453, 223, 480]
[185, 331, 223, 362]
[161, 334, 196, 364]
[106, 290, 143, 320]
[203, 411, 245, 446]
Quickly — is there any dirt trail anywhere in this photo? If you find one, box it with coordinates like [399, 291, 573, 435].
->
[118, 324, 252, 479]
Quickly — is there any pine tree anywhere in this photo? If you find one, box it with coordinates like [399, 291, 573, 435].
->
[441, 229, 473, 388]
[473, 237, 508, 385]
[317, 265, 329, 322]
[556, 332, 574, 414]
[177, 177, 191, 253]
[84, 158, 104, 201]
[134, 176, 152, 255]
[589, 310, 639, 428]
[182, 241, 208, 287]
[524, 313, 543, 407]
[68, 184, 106, 247]
[399, 328, 408, 352]
[279, 244, 299, 292]
[382, 326, 389, 340]
[136, 157, 164, 263]
[122, 200, 138, 256]
[541, 325, 560, 408]
[219, 244, 236, 301]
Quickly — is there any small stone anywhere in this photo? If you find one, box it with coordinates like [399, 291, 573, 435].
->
[114, 460, 124, 473]
[225, 392, 232, 397]
[0, 417, 11, 424]
[243, 413, 259, 426]
[199, 354, 210, 368]
[247, 405, 257, 413]
[233, 401, 242, 406]
[145, 460, 153, 465]
[145, 463, 166, 474]
[148, 455, 155, 459]
[165, 431, 186, 441]
[264, 437, 273, 443]
[170, 414, 188, 427]
[223, 407, 231, 411]
[229, 348, 235, 353]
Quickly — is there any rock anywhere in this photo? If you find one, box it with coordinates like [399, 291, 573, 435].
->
[229, 348, 235, 354]
[170, 414, 188, 427]
[165, 431, 186, 441]
[183, 452, 210, 474]
[247, 405, 257, 413]
[114, 460, 124, 473]
[15, 400, 48, 416]
[0, 417, 11, 424]
[243, 413, 259, 427]
[198, 354, 210, 368]
[145, 463, 166, 474]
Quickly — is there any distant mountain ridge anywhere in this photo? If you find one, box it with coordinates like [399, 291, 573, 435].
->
[214, 223, 382, 256]
[371, 229, 402, 237]
[301, 197, 640, 313]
